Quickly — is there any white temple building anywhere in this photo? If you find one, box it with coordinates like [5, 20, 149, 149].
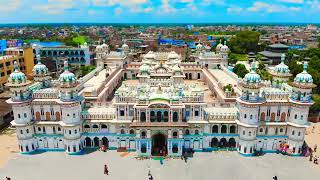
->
[6, 42, 315, 157]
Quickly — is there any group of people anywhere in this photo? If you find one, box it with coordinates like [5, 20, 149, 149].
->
[309, 144, 319, 165]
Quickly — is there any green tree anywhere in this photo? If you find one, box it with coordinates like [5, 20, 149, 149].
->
[233, 64, 249, 78]
[228, 31, 260, 54]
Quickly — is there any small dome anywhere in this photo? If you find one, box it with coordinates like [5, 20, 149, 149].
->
[196, 43, 203, 50]
[294, 62, 313, 84]
[168, 51, 179, 59]
[144, 51, 155, 59]
[172, 64, 182, 74]
[243, 63, 261, 84]
[139, 64, 150, 74]
[33, 55, 48, 76]
[275, 54, 290, 73]
[122, 43, 129, 49]
[9, 61, 27, 84]
[101, 43, 109, 49]
[59, 61, 76, 83]
[95, 45, 102, 51]
[216, 40, 223, 51]
[220, 41, 229, 52]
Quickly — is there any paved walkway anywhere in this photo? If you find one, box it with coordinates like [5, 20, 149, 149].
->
[1, 151, 319, 180]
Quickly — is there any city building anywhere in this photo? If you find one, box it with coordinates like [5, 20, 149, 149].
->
[0, 47, 34, 87]
[6, 42, 315, 157]
[258, 43, 289, 65]
[32, 43, 90, 72]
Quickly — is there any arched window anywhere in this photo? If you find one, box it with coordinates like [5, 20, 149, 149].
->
[185, 129, 190, 135]
[271, 113, 275, 122]
[229, 126, 236, 134]
[279, 128, 283, 133]
[84, 124, 90, 128]
[221, 125, 227, 134]
[173, 112, 178, 122]
[120, 129, 125, 134]
[292, 130, 295, 135]
[242, 130, 245, 135]
[101, 124, 107, 129]
[129, 129, 135, 134]
[259, 128, 264, 133]
[260, 112, 266, 121]
[280, 112, 286, 122]
[249, 131, 252, 136]
[298, 132, 301, 136]
[141, 131, 146, 139]
[212, 125, 219, 133]
[195, 130, 199, 135]
[35, 112, 41, 121]
[172, 131, 178, 139]
[55, 112, 61, 121]
[45, 112, 51, 120]
[244, 114, 247, 119]
[140, 112, 146, 122]
[92, 124, 99, 129]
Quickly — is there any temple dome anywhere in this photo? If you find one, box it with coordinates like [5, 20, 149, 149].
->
[274, 54, 290, 74]
[216, 40, 223, 51]
[139, 64, 150, 74]
[33, 55, 48, 76]
[243, 63, 261, 84]
[168, 51, 179, 59]
[9, 61, 27, 84]
[59, 61, 76, 83]
[294, 62, 313, 84]
[144, 51, 155, 59]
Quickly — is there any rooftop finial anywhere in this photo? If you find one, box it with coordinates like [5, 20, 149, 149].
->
[252, 61, 257, 72]
[303, 62, 308, 71]
[36, 54, 41, 64]
[13, 61, 20, 72]
[64, 60, 69, 71]
[281, 54, 285, 63]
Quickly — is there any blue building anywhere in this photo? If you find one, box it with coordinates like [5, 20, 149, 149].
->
[0, 40, 7, 55]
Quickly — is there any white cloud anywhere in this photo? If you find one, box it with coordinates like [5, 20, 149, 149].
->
[91, 0, 148, 7]
[227, 6, 243, 14]
[160, 0, 176, 13]
[0, 0, 22, 13]
[279, 0, 304, 3]
[33, 0, 89, 15]
[248, 1, 301, 13]
[202, 0, 226, 6]
[306, 0, 320, 12]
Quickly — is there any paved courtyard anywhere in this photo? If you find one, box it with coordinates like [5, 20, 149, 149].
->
[1, 151, 320, 180]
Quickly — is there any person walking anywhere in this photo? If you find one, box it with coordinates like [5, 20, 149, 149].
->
[104, 164, 109, 175]
[314, 144, 317, 152]
[273, 175, 278, 180]
[149, 175, 154, 180]
[309, 153, 313, 162]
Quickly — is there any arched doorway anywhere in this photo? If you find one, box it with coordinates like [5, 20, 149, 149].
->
[102, 137, 109, 148]
[228, 138, 236, 148]
[219, 138, 227, 148]
[85, 137, 91, 147]
[211, 138, 219, 147]
[152, 133, 167, 156]
[93, 137, 100, 147]
[212, 125, 218, 133]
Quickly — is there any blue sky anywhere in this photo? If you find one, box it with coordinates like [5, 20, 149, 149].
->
[0, 0, 319, 23]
